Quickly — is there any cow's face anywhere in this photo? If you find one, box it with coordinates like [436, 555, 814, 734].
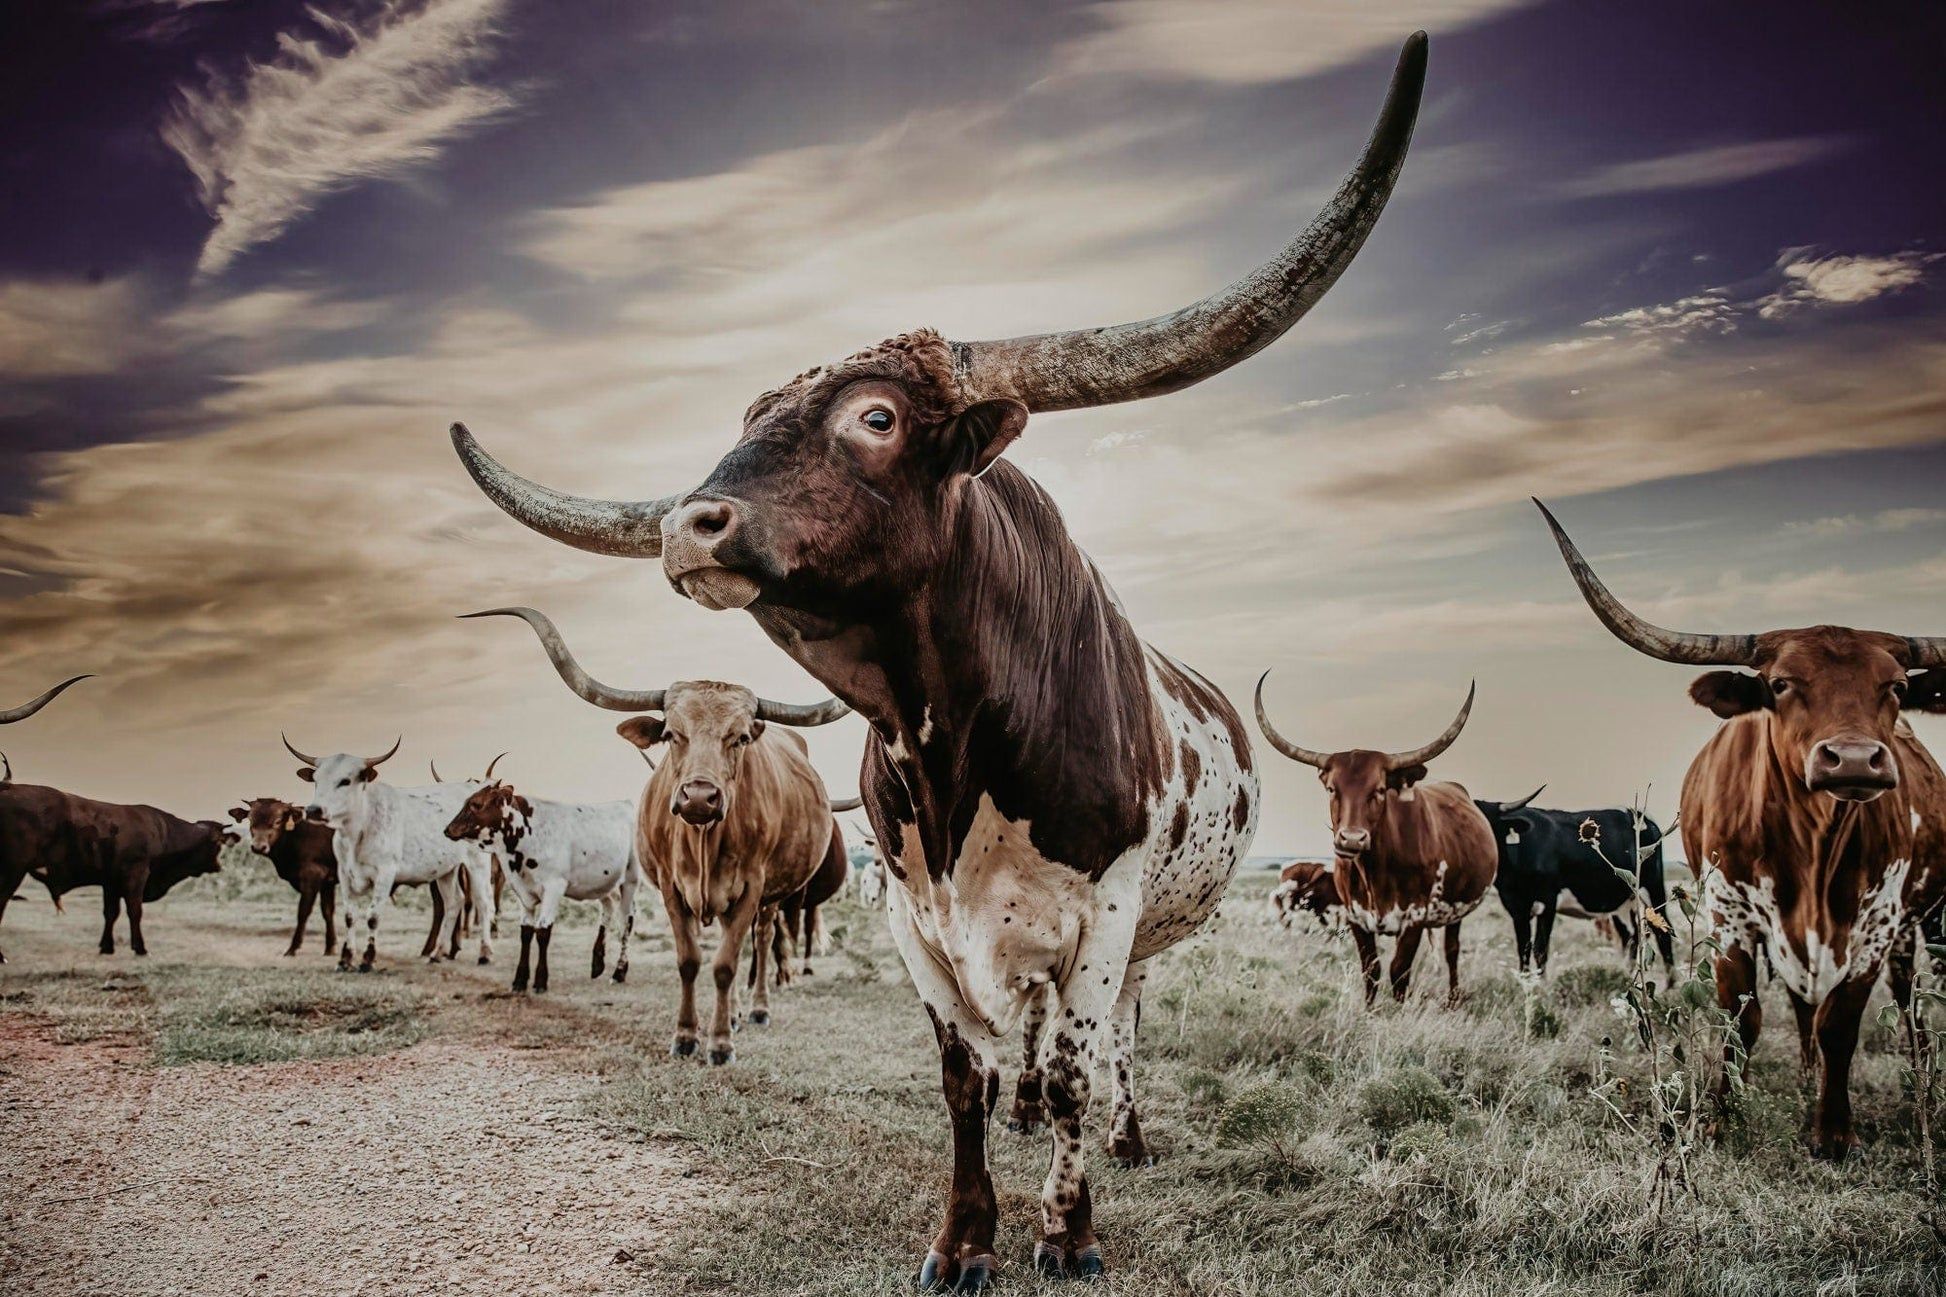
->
[1474, 801, 1534, 854]
[148, 823, 225, 900]
[1689, 628, 1946, 803]
[617, 682, 767, 828]
[657, 331, 1029, 617]
[231, 797, 303, 856]
[1318, 751, 1424, 858]
[298, 753, 381, 829]
[444, 782, 530, 848]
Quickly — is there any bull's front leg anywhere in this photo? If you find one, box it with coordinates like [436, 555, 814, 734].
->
[320, 884, 337, 955]
[1810, 975, 1876, 1160]
[1007, 982, 1051, 1136]
[425, 869, 460, 965]
[1388, 924, 1424, 1001]
[1350, 924, 1382, 1005]
[288, 884, 316, 956]
[709, 888, 763, 1062]
[1105, 958, 1152, 1168]
[466, 853, 495, 965]
[531, 877, 568, 994]
[749, 902, 779, 1025]
[608, 870, 638, 984]
[98, 884, 122, 955]
[359, 869, 399, 972]
[335, 881, 364, 971]
[663, 884, 705, 1058]
[122, 865, 150, 956]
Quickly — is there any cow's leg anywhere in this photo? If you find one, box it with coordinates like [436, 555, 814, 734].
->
[490, 855, 505, 939]
[532, 877, 567, 994]
[321, 884, 337, 956]
[1809, 975, 1875, 1160]
[359, 872, 398, 972]
[748, 902, 778, 1026]
[513, 923, 534, 993]
[1007, 982, 1050, 1136]
[887, 889, 1001, 1291]
[467, 855, 495, 965]
[1441, 921, 1463, 1007]
[801, 903, 821, 976]
[1351, 924, 1382, 1005]
[1105, 958, 1152, 1169]
[336, 884, 363, 971]
[709, 888, 763, 1062]
[120, 865, 150, 956]
[419, 882, 442, 958]
[610, 870, 637, 984]
[1033, 900, 1137, 1281]
[1714, 944, 1762, 1099]
[1531, 900, 1558, 978]
[287, 884, 316, 957]
[99, 885, 121, 955]
[1387, 925, 1424, 1002]
[1887, 927, 1920, 1055]
[1788, 989, 1818, 1074]
[0, 887, 11, 963]
[1506, 896, 1534, 977]
[591, 898, 610, 981]
[664, 886, 704, 1058]
[427, 870, 461, 965]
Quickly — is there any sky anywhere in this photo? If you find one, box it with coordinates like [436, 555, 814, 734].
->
[1, 0, 1942, 857]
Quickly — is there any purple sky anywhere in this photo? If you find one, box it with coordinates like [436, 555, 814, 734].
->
[2, 0, 1942, 854]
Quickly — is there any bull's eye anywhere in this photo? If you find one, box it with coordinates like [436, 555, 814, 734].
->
[1769, 678, 1792, 699]
[1890, 679, 1908, 703]
[861, 408, 894, 434]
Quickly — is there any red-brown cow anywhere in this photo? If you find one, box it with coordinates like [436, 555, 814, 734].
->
[1255, 677, 1497, 1005]
[1538, 500, 1946, 1158]
[1269, 858, 1342, 928]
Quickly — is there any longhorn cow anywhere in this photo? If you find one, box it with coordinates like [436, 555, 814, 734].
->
[451, 34, 1426, 1286]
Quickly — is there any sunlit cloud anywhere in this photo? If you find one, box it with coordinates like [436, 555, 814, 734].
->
[1556, 134, 1853, 198]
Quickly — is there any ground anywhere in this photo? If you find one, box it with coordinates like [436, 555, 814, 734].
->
[2, 863, 1943, 1296]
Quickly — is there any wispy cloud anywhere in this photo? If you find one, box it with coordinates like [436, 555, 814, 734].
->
[1778, 507, 1946, 541]
[1584, 246, 1940, 340]
[1556, 134, 1853, 198]
[162, 0, 515, 277]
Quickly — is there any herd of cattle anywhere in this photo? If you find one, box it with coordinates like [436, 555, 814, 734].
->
[4, 30, 1944, 1291]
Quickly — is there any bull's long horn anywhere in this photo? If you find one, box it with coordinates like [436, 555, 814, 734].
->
[1385, 682, 1474, 772]
[953, 33, 1426, 413]
[1536, 500, 1757, 666]
[829, 795, 863, 812]
[1907, 637, 1946, 669]
[1501, 784, 1546, 813]
[366, 737, 402, 768]
[753, 694, 851, 727]
[461, 607, 668, 712]
[0, 675, 92, 725]
[450, 423, 683, 559]
[1253, 670, 1331, 769]
[429, 759, 444, 782]
[281, 733, 322, 767]
[483, 751, 508, 781]
[0, 751, 10, 783]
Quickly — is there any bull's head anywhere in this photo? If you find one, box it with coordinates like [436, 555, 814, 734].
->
[444, 780, 530, 851]
[460, 607, 851, 829]
[282, 734, 402, 828]
[1537, 500, 1946, 803]
[228, 796, 307, 856]
[451, 36, 1427, 626]
[1255, 672, 1474, 858]
[1473, 785, 1546, 851]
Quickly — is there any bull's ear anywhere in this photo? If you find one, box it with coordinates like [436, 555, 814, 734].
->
[228, 806, 247, 821]
[617, 716, 666, 748]
[1386, 764, 1428, 790]
[1690, 671, 1767, 718]
[749, 720, 766, 741]
[295, 767, 314, 783]
[951, 398, 1029, 478]
[1906, 670, 1946, 713]
[358, 764, 380, 783]
[514, 794, 534, 818]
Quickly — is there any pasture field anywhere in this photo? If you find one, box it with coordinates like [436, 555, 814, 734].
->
[2, 862, 1943, 1296]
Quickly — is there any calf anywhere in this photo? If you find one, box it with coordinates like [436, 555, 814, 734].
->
[1256, 676, 1497, 1004]
[229, 797, 341, 956]
[1473, 790, 1675, 976]
[1269, 858, 1343, 930]
[280, 737, 496, 971]
[443, 780, 641, 993]
[0, 784, 223, 957]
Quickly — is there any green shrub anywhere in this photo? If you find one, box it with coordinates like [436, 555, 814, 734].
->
[1357, 1065, 1456, 1138]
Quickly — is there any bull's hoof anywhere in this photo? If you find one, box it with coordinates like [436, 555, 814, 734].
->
[917, 1251, 993, 1291]
[1033, 1242, 1065, 1278]
[511, 978, 529, 994]
[357, 963, 373, 974]
[611, 963, 628, 985]
[748, 1009, 770, 1027]
[1006, 1117, 1042, 1137]
[282, 949, 298, 958]
[476, 953, 491, 966]
[1071, 1245, 1105, 1280]
[99, 944, 115, 956]
[1107, 1131, 1153, 1169]
[590, 955, 606, 980]
[1810, 1132, 1858, 1162]
[533, 978, 549, 994]
[708, 1045, 735, 1067]
[670, 1037, 698, 1058]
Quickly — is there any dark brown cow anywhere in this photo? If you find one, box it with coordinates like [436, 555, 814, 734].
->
[759, 818, 850, 984]
[1538, 500, 1946, 1158]
[1269, 858, 1343, 928]
[1255, 678, 1497, 1005]
[0, 785, 223, 957]
[463, 607, 854, 1059]
[229, 797, 340, 956]
[452, 35, 1424, 1286]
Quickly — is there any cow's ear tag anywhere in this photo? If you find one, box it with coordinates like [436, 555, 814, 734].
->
[1397, 787, 1415, 802]
[1505, 829, 1520, 844]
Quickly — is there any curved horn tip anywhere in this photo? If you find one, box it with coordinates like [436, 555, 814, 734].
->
[829, 796, 863, 812]
[368, 736, 402, 767]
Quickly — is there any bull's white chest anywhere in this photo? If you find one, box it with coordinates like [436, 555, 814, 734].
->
[1705, 859, 1913, 1003]
[1342, 861, 1483, 936]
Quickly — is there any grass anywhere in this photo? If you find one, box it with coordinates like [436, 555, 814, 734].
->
[4, 868, 1944, 1294]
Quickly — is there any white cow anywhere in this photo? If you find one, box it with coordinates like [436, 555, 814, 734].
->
[852, 826, 888, 908]
[282, 736, 495, 971]
[442, 779, 640, 993]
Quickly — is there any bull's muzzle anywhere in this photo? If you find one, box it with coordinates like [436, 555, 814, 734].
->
[305, 804, 328, 822]
[1333, 828, 1371, 857]
[662, 498, 761, 611]
[671, 779, 725, 827]
[1806, 738, 1898, 801]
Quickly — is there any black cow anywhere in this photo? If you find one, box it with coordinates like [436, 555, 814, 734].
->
[0, 784, 225, 958]
[1473, 789, 1674, 976]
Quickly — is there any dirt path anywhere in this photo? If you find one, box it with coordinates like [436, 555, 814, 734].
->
[0, 1014, 697, 1297]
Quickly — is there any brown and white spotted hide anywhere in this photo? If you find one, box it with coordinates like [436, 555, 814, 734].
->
[619, 682, 835, 1064]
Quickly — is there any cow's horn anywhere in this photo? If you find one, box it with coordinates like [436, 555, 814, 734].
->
[753, 694, 851, 727]
[483, 751, 508, 781]
[1501, 784, 1546, 813]
[366, 737, 402, 768]
[450, 423, 683, 559]
[0, 751, 10, 783]
[1385, 682, 1474, 771]
[1253, 670, 1331, 769]
[461, 607, 668, 712]
[429, 759, 443, 782]
[1907, 637, 1946, 669]
[1536, 500, 1757, 665]
[0, 674, 93, 725]
[829, 795, 863, 812]
[281, 733, 322, 767]
[952, 33, 1425, 413]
